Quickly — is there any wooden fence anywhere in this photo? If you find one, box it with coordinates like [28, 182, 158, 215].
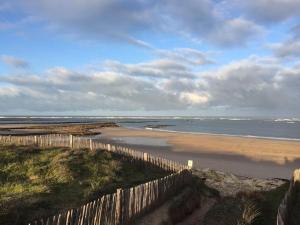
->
[25, 170, 191, 225]
[0, 134, 188, 172]
[277, 169, 300, 225]
[0, 134, 192, 225]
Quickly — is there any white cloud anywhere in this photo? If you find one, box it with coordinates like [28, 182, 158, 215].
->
[156, 48, 215, 65]
[0, 55, 29, 69]
[0, 56, 299, 115]
[240, 0, 300, 23]
[206, 18, 263, 47]
[161, 0, 263, 47]
[5, 0, 263, 47]
[0, 86, 19, 97]
[270, 40, 300, 58]
[203, 57, 300, 112]
[102, 48, 213, 79]
[180, 92, 209, 105]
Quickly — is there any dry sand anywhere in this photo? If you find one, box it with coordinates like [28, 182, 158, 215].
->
[96, 127, 300, 179]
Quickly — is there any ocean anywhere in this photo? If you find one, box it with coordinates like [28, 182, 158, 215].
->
[0, 116, 300, 140]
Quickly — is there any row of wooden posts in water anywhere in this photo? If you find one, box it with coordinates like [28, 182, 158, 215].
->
[0, 134, 193, 225]
[277, 169, 300, 225]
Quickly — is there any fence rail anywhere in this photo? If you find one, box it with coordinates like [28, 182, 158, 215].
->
[277, 169, 300, 225]
[0, 134, 192, 225]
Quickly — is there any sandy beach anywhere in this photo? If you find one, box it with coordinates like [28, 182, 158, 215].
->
[1, 122, 299, 179]
[96, 127, 300, 179]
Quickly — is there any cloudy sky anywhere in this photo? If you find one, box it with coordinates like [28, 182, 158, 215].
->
[0, 0, 300, 116]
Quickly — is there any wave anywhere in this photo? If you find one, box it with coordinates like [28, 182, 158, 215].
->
[125, 126, 300, 142]
[217, 117, 252, 121]
[1, 116, 299, 121]
[274, 118, 300, 122]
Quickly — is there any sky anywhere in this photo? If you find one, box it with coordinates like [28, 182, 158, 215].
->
[0, 0, 300, 117]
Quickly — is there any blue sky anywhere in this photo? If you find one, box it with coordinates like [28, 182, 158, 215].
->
[0, 0, 300, 116]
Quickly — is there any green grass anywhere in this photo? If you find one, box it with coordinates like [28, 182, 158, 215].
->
[0, 144, 169, 225]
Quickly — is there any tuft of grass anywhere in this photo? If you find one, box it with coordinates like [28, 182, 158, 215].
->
[204, 197, 243, 225]
[0, 144, 169, 225]
[203, 182, 289, 225]
[249, 182, 289, 225]
[168, 176, 219, 224]
[237, 200, 260, 225]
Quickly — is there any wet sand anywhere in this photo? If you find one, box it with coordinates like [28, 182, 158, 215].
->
[95, 127, 300, 179]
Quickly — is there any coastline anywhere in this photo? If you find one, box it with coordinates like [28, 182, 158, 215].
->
[0, 121, 298, 179]
[126, 126, 300, 142]
[95, 127, 300, 179]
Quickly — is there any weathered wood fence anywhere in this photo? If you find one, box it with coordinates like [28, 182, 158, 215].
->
[0, 134, 191, 225]
[0, 134, 187, 172]
[277, 169, 300, 225]
[24, 170, 191, 225]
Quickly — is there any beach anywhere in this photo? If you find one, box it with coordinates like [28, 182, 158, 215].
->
[0, 120, 299, 179]
[95, 127, 300, 179]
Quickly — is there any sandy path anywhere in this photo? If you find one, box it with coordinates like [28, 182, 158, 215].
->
[133, 201, 171, 225]
[134, 196, 217, 225]
[176, 198, 217, 225]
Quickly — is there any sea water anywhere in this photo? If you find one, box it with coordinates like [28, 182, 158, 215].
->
[0, 116, 300, 140]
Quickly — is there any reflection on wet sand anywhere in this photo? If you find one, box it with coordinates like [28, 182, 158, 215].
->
[97, 128, 300, 179]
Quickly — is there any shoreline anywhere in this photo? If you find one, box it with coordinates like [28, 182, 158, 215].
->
[125, 126, 300, 142]
[95, 127, 300, 179]
[0, 122, 299, 179]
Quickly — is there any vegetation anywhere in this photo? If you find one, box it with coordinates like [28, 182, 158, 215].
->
[289, 181, 300, 225]
[0, 144, 169, 225]
[168, 176, 219, 224]
[203, 182, 289, 225]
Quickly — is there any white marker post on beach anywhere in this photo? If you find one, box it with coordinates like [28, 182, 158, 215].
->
[188, 160, 193, 169]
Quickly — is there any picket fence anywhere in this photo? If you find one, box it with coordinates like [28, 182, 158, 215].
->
[0, 134, 188, 173]
[277, 169, 300, 225]
[0, 134, 192, 225]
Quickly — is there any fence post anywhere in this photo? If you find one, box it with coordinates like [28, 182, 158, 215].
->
[294, 169, 300, 185]
[187, 160, 193, 169]
[108, 144, 111, 151]
[89, 139, 93, 151]
[116, 188, 123, 225]
[69, 135, 73, 149]
[34, 135, 37, 145]
[143, 152, 149, 162]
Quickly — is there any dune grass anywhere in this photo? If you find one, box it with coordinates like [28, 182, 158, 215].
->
[203, 182, 289, 225]
[289, 182, 300, 225]
[0, 144, 169, 225]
